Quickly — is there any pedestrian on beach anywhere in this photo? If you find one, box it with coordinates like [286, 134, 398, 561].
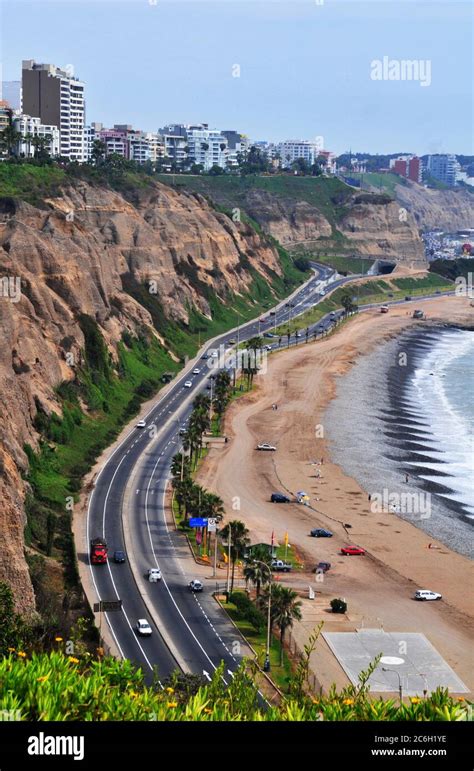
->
[405, 473, 409, 483]
[321, 456, 324, 465]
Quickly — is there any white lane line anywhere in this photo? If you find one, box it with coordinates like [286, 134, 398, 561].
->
[144, 463, 228, 682]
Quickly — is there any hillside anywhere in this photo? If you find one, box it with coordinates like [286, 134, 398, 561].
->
[0, 172, 305, 617]
[158, 174, 428, 266]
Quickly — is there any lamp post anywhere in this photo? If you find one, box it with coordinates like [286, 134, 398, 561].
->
[249, 559, 273, 672]
[382, 667, 403, 705]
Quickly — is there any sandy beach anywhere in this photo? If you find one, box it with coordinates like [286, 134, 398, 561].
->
[197, 296, 474, 695]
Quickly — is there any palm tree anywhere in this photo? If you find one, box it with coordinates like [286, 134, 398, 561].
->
[244, 549, 272, 598]
[267, 584, 302, 665]
[220, 520, 250, 593]
[242, 336, 262, 389]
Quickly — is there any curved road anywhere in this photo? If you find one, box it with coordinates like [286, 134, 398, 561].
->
[85, 263, 452, 682]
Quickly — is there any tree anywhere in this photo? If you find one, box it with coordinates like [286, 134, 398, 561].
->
[241, 336, 262, 389]
[267, 584, 302, 665]
[208, 164, 224, 176]
[220, 520, 250, 593]
[238, 145, 270, 175]
[91, 139, 106, 166]
[243, 546, 271, 598]
[340, 291, 357, 314]
[0, 120, 21, 157]
[291, 157, 310, 176]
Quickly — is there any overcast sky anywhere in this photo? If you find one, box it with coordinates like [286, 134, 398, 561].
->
[1, 0, 472, 155]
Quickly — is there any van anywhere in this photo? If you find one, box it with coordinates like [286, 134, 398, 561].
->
[414, 589, 441, 601]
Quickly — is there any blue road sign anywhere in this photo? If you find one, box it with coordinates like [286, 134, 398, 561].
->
[189, 517, 208, 528]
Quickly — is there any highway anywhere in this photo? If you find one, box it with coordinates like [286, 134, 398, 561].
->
[85, 262, 451, 683]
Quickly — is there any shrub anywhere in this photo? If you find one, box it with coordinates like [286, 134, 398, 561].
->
[330, 598, 347, 614]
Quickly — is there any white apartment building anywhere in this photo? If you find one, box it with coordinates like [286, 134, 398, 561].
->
[13, 114, 60, 158]
[278, 139, 321, 168]
[22, 60, 86, 162]
[186, 126, 228, 171]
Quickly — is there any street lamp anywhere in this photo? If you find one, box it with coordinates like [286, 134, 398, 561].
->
[382, 667, 403, 705]
[249, 559, 273, 672]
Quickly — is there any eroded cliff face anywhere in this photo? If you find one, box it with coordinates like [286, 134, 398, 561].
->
[394, 183, 474, 232]
[218, 188, 428, 267]
[0, 180, 284, 613]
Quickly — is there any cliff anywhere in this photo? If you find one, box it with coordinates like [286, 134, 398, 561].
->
[0, 179, 286, 614]
[394, 182, 474, 232]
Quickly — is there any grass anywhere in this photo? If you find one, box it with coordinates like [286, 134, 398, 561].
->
[348, 171, 406, 195]
[221, 595, 294, 692]
[0, 163, 67, 203]
[157, 173, 354, 227]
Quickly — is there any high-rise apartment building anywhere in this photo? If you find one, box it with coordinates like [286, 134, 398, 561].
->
[426, 154, 459, 187]
[22, 60, 86, 162]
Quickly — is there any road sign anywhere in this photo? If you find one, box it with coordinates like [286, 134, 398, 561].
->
[207, 518, 217, 532]
[95, 600, 122, 612]
[189, 517, 208, 527]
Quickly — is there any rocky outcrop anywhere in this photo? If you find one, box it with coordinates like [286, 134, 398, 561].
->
[0, 180, 284, 613]
[394, 182, 474, 232]
[243, 189, 332, 245]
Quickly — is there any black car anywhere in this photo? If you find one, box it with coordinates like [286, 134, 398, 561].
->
[405, 295, 412, 301]
[313, 561, 331, 573]
[310, 528, 333, 538]
[271, 492, 290, 503]
[113, 550, 126, 563]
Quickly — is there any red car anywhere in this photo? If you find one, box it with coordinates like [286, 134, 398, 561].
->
[340, 546, 366, 556]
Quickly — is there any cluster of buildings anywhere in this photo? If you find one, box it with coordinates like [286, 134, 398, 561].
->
[0, 60, 339, 174]
[389, 155, 422, 183]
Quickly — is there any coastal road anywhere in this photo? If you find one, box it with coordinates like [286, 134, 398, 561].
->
[86, 262, 452, 681]
[86, 261, 346, 681]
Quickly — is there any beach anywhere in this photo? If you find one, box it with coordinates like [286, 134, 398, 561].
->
[196, 295, 474, 695]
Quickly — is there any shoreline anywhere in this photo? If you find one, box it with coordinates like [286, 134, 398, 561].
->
[325, 324, 474, 557]
[196, 295, 474, 694]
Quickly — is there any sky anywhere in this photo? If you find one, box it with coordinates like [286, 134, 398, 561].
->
[0, 0, 472, 156]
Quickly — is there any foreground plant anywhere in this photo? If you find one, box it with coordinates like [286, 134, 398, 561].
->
[0, 651, 470, 722]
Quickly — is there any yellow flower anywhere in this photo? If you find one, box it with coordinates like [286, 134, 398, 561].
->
[37, 675, 49, 683]
[7, 647, 15, 653]
[457, 697, 465, 702]
[17, 651, 27, 658]
[167, 702, 178, 708]
[410, 697, 421, 704]
[165, 687, 174, 694]
[343, 698, 354, 705]
[68, 656, 80, 664]
[54, 636, 63, 642]
[311, 698, 319, 704]
[203, 708, 212, 714]
[129, 691, 138, 699]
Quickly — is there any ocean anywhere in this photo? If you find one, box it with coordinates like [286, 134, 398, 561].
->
[325, 324, 474, 558]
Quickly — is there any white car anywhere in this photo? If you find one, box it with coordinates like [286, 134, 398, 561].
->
[210, 350, 218, 358]
[414, 589, 442, 601]
[264, 344, 272, 351]
[189, 579, 203, 592]
[136, 419, 146, 428]
[256, 443, 277, 451]
[193, 368, 200, 375]
[147, 568, 162, 582]
[184, 381, 193, 388]
[136, 619, 152, 636]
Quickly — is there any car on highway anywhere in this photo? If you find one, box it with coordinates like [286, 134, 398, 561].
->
[189, 579, 203, 592]
[405, 295, 412, 301]
[184, 381, 193, 388]
[310, 528, 333, 538]
[136, 419, 146, 428]
[313, 561, 331, 574]
[228, 338, 236, 344]
[264, 332, 274, 338]
[193, 368, 201, 374]
[136, 619, 152, 636]
[147, 568, 162, 582]
[271, 492, 290, 503]
[414, 589, 442, 601]
[340, 545, 366, 556]
[210, 350, 218, 358]
[113, 550, 126, 564]
[264, 344, 272, 351]
[256, 443, 276, 451]
[179, 426, 187, 435]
